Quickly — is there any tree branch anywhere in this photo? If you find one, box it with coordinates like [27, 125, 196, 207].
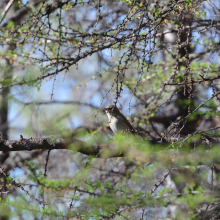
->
[0, 0, 15, 25]
[0, 137, 123, 158]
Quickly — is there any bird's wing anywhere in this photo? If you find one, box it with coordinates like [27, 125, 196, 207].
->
[120, 113, 135, 133]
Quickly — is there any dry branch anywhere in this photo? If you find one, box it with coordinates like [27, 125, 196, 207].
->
[0, 136, 123, 158]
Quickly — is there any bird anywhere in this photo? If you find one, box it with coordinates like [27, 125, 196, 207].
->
[104, 104, 135, 134]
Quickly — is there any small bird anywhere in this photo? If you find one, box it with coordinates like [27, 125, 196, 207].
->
[104, 104, 135, 134]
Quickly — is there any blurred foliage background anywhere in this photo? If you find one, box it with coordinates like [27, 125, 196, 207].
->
[0, 0, 220, 219]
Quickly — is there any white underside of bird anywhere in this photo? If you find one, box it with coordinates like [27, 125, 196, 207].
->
[106, 112, 131, 134]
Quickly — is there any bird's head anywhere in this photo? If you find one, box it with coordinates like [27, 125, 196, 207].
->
[104, 104, 120, 116]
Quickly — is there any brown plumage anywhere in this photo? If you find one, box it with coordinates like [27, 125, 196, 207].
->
[104, 105, 135, 134]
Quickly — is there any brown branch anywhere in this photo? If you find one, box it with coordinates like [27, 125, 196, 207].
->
[150, 170, 170, 195]
[0, 137, 123, 158]
[1, 129, 219, 158]
[21, 100, 98, 110]
[44, 150, 51, 177]
[0, 167, 47, 205]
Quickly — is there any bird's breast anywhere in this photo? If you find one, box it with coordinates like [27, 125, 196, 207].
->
[107, 114, 130, 134]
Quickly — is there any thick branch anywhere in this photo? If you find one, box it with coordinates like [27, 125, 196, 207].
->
[0, 137, 122, 158]
[0, 132, 218, 158]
